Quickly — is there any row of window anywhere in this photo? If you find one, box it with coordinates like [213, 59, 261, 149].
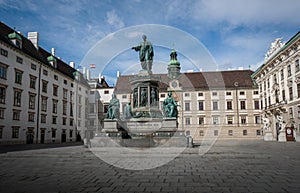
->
[184, 115, 261, 125]
[160, 90, 259, 98]
[183, 100, 260, 111]
[197, 129, 261, 137]
[0, 126, 74, 139]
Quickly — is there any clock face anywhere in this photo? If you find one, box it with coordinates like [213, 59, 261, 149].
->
[171, 81, 178, 88]
[287, 128, 292, 135]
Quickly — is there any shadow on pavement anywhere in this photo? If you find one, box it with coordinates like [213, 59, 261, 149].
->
[0, 142, 84, 154]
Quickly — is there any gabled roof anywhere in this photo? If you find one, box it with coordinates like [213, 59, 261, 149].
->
[115, 70, 256, 94]
[0, 21, 76, 79]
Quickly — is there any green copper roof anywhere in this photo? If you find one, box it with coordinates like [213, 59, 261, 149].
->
[8, 31, 22, 41]
[47, 55, 57, 62]
[169, 49, 180, 66]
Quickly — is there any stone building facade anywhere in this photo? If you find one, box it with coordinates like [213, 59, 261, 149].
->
[252, 31, 300, 142]
[0, 22, 90, 144]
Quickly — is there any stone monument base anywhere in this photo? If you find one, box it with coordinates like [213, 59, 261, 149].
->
[278, 130, 287, 142]
[264, 132, 275, 141]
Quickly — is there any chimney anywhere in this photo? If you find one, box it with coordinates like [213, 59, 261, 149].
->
[69, 61, 75, 68]
[51, 48, 55, 56]
[86, 69, 90, 80]
[28, 32, 39, 49]
[117, 71, 120, 77]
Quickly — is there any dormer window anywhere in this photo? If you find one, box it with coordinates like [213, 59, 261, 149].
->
[8, 31, 22, 49]
[47, 55, 57, 68]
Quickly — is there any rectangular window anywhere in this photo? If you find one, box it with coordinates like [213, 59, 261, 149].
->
[160, 93, 165, 98]
[213, 101, 218, 110]
[0, 126, 3, 139]
[53, 85, 58, 96]
[282, 89, 286, 101]
[185, 102, 190, 111]
[31, 63, 36, 70]
[13, 89, 22, 106]
[90, 103, 95, 113]
[296, 59, 300, 72]
[52, 116, 57, 124]
[214, 130, 218, 136]
[63, 117, 67, 125]
[243, 130, 248, 136]
[228, 130, 233, 136]
[213, 116, 219, 125]
[212, 92, 218, 96]
[70, 91, 73, 102]
[185, 117, 191, 125]
[64, 79, 67, 85]
[15, 69, 23, 84]
[289, 87, 293, 101]
[16, 56, 23, 64]
[254, 100, 260, 110]
[13, 110, 20, 120]
[289, 107, 293, 118]
[43, 69, 48, 76]
[70, 103, 73, 117]
[29, 75, 36, 89]
[198, 92, 203, 97]
[28, 93, 35, 109]
[198, 117, 204, 125]
[297, 84, 300, 98]
[198, 101, 204, 110]
[1, 48, 8, 57]
[240, 101, 246, 109]
[241, 116, 247, 124]
[63, 101, 67, 115]
[280, 69, 284, 80]
[52, 129, 56, 138]
[227, 101, 232, 110]
[0, 64, 7, 79]
[226, 91, 232, 96]
[54, 74, 58, 80]
[70, 118, 73, 126]
[253, 91, 259, 95]
[122, 95, 127, 99]
[256, 130, 261, 136]
[287, 65, 291, 77]
[41, 97, 47, 112]
[41, 114, 47, 123]
[0, 108, 4, 119]
[69, 130, 73, 138]
[0, 86, 6, 104]
[28, 112, 34, 122]
[63, 89, 68, 99]
[42, 80, 48, 93]
[184, 93, 190, 97]
[239, 91, 245, 95]
[227, 116, 233, 124]
[255, 116, 261, 124]
[52, 99, 58, 113]
[12, 126, 19, 138]
[199, 130, 204, 136]
[104, 90, 109, 94]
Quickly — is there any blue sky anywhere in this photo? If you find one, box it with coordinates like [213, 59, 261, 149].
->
[1, 0, 300, 85]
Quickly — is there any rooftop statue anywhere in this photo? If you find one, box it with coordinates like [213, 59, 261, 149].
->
[132, 35, 154, 73]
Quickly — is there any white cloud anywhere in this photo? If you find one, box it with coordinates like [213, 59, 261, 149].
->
[106, 10, 125, 28]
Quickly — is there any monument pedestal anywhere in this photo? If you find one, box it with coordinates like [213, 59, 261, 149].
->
[278, 130, 287, 142]
[264, 131, 275, 141]
[90, 119, 121, 147]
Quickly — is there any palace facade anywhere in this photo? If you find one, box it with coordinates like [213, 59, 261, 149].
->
[252, 31, 300, 142]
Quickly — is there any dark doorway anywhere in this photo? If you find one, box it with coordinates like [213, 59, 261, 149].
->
[26, 133, 34, 144]
[61, 130, 66, 143]
[40, 130, 45, 144]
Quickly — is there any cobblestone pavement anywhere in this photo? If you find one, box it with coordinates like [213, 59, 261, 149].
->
[0, 140, 300, 193]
